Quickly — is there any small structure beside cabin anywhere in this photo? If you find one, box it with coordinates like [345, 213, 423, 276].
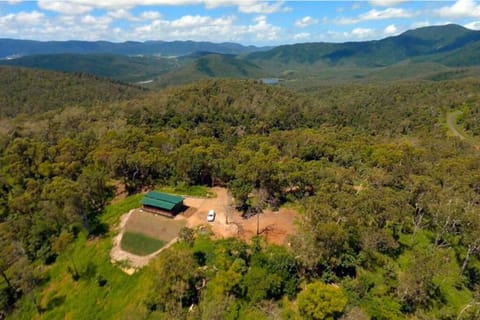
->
[141, 191, 185, 218]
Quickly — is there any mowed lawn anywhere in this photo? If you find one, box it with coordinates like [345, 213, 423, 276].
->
[120, 209, 186, 256]
[120, 232, 166, 256]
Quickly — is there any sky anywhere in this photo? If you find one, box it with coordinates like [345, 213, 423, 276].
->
[0, 1, 480, 45]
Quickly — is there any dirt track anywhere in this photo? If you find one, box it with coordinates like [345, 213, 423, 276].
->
[447, 111, 466, 140]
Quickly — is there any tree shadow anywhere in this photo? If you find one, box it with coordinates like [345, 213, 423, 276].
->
[45, 295, 66, 311]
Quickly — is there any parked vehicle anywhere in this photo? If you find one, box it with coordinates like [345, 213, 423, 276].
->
[207, 209, 216, 222]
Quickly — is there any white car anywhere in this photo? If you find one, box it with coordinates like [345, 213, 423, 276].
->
[207, 209, 216, 222]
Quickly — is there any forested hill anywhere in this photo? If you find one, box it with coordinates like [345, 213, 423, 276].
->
[0, 39, 266, 59]
[0, 54, 181, 83]
[2, 77, 480, 319]
[0, 66, 147, 118]
[150, 54, 266, 88]
[247, 24, 480, 67]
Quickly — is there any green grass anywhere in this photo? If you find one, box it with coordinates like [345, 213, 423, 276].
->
[102, 193, 143, 226]
[120, 232, 166, 256]
[10, 195, 155, 320]
[157, 184, 215, 198]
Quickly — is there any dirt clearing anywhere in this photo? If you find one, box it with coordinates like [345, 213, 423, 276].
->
[110, 187, 298, 274]
[230, 208, 297, 245]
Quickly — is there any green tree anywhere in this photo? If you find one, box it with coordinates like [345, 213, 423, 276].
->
[297, 281, 347, 320]
[147, 246, 200, 318]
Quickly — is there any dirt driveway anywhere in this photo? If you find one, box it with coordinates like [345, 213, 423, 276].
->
[183, 187, 238, 238]
[111, 187, 298, 273]
[183, 187, 297, 245]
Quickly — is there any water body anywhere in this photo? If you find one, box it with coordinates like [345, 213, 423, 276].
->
[135, 79, 154, 85]
[261, 78, 279, 85]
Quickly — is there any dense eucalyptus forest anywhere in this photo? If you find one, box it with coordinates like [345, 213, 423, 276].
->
[1, 65, 480, 319]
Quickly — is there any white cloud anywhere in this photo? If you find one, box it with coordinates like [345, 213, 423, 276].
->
[465, 20, 480, 29]
[337, 8, 413, 24]
[351, 27, 375, 38]
[293, 32, 310, 40]
[295, 16, 318, 28]
[140, 11, 161, 20]
[246, 15, 280, 40]
[7, 0, 24, 4]
[15, 11, 45, 24]
[0, 10, 45, 26]
[38, 1, 92, 15]
[369, 0, 408, 7]
[204, 0, 288, 14]
[37, 0, 287, 15]
[132, 14, 280, 43]
[80, 14, 112, 26]
[436, 0, 480, 19]
[237, 1, 286, 14]
[384, 24, 398, 35]
[0, 11, 112, 40]
[108, 9, 136, 21]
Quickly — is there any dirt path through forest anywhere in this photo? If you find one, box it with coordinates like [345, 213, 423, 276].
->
[447, 111, 466, 140]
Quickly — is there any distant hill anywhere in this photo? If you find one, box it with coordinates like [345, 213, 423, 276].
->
[0, 54, 183, 83]
[0, 39, 268, 59]
[0, 66, 146, 117]
[3, 24, 480, 87]
[246, 24, 480, 68]
[152, 54, 266, 88]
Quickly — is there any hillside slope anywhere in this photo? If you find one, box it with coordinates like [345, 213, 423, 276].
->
[0, 66, 146, 117]
[151, 54, 267, 88]
[246, 24, 480, 67]
[0, 54, 182, 83]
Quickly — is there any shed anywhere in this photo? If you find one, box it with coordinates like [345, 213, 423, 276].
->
[141, 191, 185, 217]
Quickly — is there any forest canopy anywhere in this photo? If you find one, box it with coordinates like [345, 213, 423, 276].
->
[1, 69, 480, 319]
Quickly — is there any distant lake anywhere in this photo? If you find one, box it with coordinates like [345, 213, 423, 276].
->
[135, 79, 154, 85]
[261, 78, 279, 85]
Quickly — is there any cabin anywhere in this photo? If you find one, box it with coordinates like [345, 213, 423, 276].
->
[141, 191, 185, 218]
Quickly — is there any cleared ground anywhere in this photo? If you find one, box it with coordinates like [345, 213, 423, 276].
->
[125, 209, 186, 241]
[231, 208, 297, 246]
[111, 187, 298, 273]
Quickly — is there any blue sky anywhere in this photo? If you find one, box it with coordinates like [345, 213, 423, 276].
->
[1, 1, 480, 45]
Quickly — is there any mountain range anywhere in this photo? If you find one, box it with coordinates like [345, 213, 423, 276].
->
[0, 39, 268, 59]
[2, 24, 480, 86]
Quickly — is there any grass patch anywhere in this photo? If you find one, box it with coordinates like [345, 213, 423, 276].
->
[10, 195, 155, 319]
[157, 184, 215, 198]
[120, 231, 166, 256]
[125, 210, 186, 241]
[102, 193, 143, 226]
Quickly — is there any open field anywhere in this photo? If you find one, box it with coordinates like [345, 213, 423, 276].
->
[125, 209, 187, 241]
[120, 232, 166, 256]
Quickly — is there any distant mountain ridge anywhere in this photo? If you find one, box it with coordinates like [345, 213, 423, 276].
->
[2, 24, 480, 86]
[246, 24, 480, 67]
[0, 39, 268, 59]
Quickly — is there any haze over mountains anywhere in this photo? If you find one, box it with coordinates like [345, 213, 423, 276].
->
[0, 39, 267, 59]
[2, 24, 480, 86]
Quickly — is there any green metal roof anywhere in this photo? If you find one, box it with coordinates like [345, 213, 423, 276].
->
[141, 191, 184, 211]
[145, 191, 184, 204]
[141, 197, 176, 211]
